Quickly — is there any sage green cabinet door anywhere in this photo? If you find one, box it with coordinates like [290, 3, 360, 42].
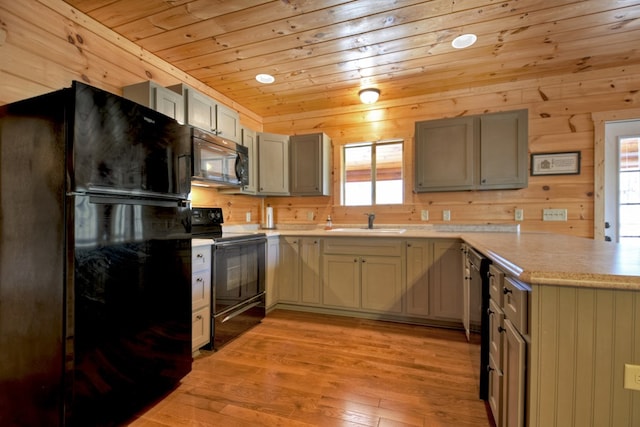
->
[502, 318, 526, 427]
[429, 240, 463, 321]
[277, 237, 300, 303]
[240, 127, 258, 194]
[216, 102, 241, 143]
[290, 133, 331, 196]
[405, 240, 431, 317]
[300, 238, 321, 304]
[479, 109, 528, 189]
[265, 237, 279, 309]
[414, 116, 476, 192]
[122, 81, 184, 123]
[360, 256, 403, 314]
[323, 254, 360, 309]
[185, 88, 217, 133]
[257, 132, 289, 195]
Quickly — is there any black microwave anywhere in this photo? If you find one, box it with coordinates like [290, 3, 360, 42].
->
[191, 127, 248, 187]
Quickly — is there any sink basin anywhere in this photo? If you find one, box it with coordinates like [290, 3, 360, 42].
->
[328, 228, 406, 234]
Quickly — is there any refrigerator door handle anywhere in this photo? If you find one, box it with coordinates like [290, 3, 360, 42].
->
[88, 195, 184, 208]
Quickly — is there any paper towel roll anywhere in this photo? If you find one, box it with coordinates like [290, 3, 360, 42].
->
[266, 206, 274, 229]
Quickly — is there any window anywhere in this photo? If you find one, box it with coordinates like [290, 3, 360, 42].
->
[342, 140, 403, 206]
[619, 136, 640, 241]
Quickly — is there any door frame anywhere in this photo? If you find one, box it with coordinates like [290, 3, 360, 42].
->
[592, 108, 640, 240]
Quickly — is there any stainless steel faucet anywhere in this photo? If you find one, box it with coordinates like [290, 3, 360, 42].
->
[365, 212, 376, 229]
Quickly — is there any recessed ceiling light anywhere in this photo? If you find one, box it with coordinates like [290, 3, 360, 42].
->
[452, 33, 477, 49]
[255, 73, 275, 84]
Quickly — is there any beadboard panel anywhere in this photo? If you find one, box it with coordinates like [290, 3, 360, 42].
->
[530, 285, 640, 427]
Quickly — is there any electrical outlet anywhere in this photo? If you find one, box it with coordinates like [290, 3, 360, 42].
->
[624, 364, 640, 391]
[443, 210, 451, 221]
[543, 208, 567, 221]
[307, 211, 315, 221]
[421, 210, 429, 221]
[245, 212, 251, 222]
[515, 208, 524, 221]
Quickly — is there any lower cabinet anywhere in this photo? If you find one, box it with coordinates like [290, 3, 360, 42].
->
[191, 244, 211, 352]
[405, 239, 463, 323]
[323, 238, 403, 313]
[265, 236, 279, 310]
[271, 236, 463, 325]
[487, 263, 530, 427]
[276, 237, 321, 306]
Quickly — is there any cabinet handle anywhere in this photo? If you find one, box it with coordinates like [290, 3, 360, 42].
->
[465, 276, 472, 280]
[503, 287, 512, 295]
[487, 271, 494, 279]
[487, 307, 494, 316]
[498, 326, 506, 333]
[487, 365, 494, 373]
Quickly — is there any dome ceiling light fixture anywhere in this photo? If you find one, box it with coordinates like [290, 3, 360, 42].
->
[451, 33, 477, 49]
[359, 88, 381, 104]
[255, 73, 275, 84]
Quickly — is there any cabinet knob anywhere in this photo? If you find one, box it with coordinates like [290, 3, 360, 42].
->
[196, 315, 202, 320]
[407, 243, 412, 247]
[498, 326, 506, 333]
[503, 287, 512, 295]
[361, 259, 366, 263]
[196, 277, 204, 282]
[487, 271, 494, 279]
[487, 308, 494, 316]
[465, 276, 472, 280]
[354, 258, 358, 262]
[196, 253, 204, 258]
[487, 365, 494, 373]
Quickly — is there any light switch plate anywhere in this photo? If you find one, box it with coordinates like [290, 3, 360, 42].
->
[543, 208, 567, 221]
[421, 210, 429, 221]
[443, 210, 451, 221]
[624, 364, 640, 391]
[246, 212, 251, 222]
[515, 208, 524, 221]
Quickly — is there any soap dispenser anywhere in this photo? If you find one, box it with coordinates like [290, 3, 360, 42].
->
[325, 215, 332, 230]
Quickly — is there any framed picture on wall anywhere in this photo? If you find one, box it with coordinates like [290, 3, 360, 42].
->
[531, 151, 581, 176]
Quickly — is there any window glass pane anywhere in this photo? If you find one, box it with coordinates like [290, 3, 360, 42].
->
[344, 145, 372, 206]
[620, 171, 640, 204]
[375, 142, 403, 205]
[619, 204, 640, 239]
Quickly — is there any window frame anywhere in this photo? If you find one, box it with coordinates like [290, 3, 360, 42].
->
[340, 139, 404, 206]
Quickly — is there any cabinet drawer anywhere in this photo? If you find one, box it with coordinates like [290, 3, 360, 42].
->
[324, 238, 402, 256]
[488, 297, 504, 368]
[192, 306, 210, 351]
[488, 264, 505, 305]
[192, 269, 211, 310]
[502, 277, 530, 334]
[192, 245, 211, 272]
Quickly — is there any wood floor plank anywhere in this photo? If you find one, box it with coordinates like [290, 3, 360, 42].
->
[129, 309, 491, 427]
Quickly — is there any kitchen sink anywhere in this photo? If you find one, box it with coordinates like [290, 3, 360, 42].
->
[328, 228, 407, 234]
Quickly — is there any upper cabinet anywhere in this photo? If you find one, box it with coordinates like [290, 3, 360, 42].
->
[241, 127, 258, 195]
[415, 109, 528, 192]
[168, 84, 241, 143]
[290, 132, 332, 196]
[122, 81, 184, 123]
[257, 132, 290, 195]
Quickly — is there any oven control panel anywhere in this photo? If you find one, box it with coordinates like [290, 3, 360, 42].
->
[192, 207, 224, 226]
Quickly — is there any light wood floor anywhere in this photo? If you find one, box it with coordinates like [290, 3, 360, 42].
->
[129, 310, 491, 427]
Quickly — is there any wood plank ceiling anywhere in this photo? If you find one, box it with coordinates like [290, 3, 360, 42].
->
[62, 0, 640, 118]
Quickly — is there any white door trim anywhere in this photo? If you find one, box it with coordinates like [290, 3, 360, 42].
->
[592, 108, 640, 241]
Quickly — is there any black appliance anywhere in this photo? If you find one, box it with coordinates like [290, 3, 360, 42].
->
[191, 127, 249, 188]
[0, 81, 193, 426]
[467, 247, 491, 400]
[191, 207, 266, 350]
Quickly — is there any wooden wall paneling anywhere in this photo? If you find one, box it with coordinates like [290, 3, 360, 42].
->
[191, 188, 261, 225]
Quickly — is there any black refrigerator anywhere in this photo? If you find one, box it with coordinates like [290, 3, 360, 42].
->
[0, 81, 193, 426]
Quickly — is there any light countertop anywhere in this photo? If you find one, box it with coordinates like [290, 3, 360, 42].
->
[193, 225, 640, 290]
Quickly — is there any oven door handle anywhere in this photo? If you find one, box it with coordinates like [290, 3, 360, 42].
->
[214, 237, 266, 249]
[220, 300, 262, 323]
